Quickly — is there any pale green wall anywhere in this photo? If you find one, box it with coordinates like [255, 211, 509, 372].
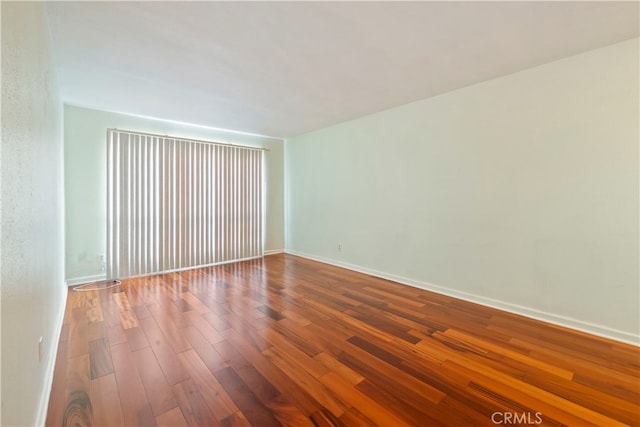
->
[1, 2, 66, 425]
[65, 106, 284, 280]
[286, 38, 639, 342]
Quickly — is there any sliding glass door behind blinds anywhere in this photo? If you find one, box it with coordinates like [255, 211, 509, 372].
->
[106, 129, 263, 279]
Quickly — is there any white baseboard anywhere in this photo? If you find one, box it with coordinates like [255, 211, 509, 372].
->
[264, 249, 284, 256]
[66, 253, 284, 285]
[285, 249, 639, 346]
[66, 274, 106, 287]
[34, 285, 68, 426]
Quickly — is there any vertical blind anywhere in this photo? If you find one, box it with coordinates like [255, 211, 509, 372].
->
[106, 129, 263, 279]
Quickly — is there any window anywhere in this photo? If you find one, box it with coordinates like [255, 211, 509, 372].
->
[106, 129, 263, 279]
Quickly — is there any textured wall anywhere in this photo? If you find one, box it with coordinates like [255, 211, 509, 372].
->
[1, 2, 66, 425]
[286, 39, 639, 343]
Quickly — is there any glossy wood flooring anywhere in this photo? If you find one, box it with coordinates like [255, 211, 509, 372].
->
[47, 254, 639, 426]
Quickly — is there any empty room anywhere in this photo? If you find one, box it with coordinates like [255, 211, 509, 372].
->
[1, 1, 639, 426]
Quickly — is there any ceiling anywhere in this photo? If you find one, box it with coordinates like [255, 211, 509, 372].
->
[47, 1, 639, 138]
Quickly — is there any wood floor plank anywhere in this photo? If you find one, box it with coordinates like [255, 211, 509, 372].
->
[522, 368, 640, 426]
[354, 378, 442, 426]
[222, 328, 325, 417]
[337, 407, 377, 427]
[133, 346, 179, 417]
[258, 304, 285, 321]
[88, 337, 114, 379]
[434, 395, 502, 427]
[91, 373, 125, 427]
[63, 355, 93, 427]
[125, 325, 150, 351]
[134, 303, 154, 320]
[68, 307, 90, 358]
[107, 324, 128, 346]
[446, 359, 627, 426]
[319, 371, 411, 427]
[313, 352, 364, 386]
[113, 291, 140, 329]
[181, 325, 229, 373]
[256, 394, 314, 427]
[262, 347, 349, 418]
[271, 318, 323, 357]
[225, 359, 278, 404]
[86, 295, 104, 323]
[308, 408, 345, 427]
[214, 366, 283, 427]
[219, 412, 253, 427]
[47, 254, 640, 427]
[139, 315, 190, 385]
[148, 303, 193, 352]
[183, 309, 225, 344]
[177, 349, 238, 421]
[100, 292, 126, 328]
[339, 338, 446, 406]
[260, 329, 329, 378]
[444, 328, 574, 380]
[346, 335, 403, 366]
[111, 342, 157, 426]
[173, 379, 220, 427]
[156, 407, 188, 427]
[203, 310, 232, 331]
[181, 291, 213, 314]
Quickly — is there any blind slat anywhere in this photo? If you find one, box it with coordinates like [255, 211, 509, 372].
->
[106, 130, 263, 279]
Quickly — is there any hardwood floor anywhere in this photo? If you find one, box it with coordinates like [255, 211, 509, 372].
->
[46, 254, 640, 426]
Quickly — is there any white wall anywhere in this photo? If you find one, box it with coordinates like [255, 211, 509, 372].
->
[286, 38, 639, 344]
[1, 2, 67, 425]
[64, 105, 285, 281]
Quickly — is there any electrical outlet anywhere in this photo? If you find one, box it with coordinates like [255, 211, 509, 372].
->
[338, 244, 342, 252]
[98, 254, 106, 272]
[38, 337, 43, 363]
